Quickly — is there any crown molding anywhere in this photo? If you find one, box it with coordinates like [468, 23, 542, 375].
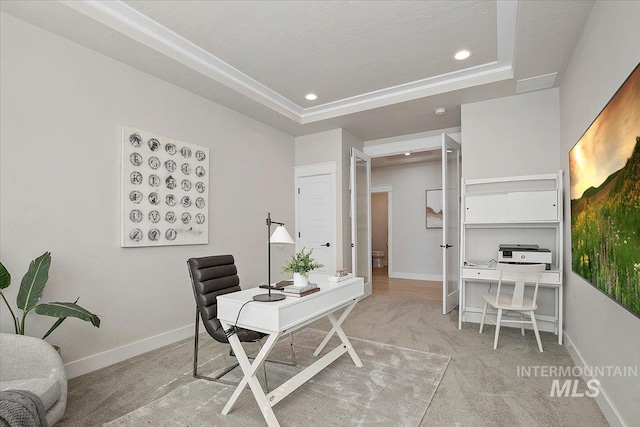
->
[60, 0, 304, 122]
[60, 0, 518, 124]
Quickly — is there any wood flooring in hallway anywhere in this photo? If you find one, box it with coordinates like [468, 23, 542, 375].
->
[372, 266, 441, 302]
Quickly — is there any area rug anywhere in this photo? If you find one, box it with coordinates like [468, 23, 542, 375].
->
[105, 328, 450, 426]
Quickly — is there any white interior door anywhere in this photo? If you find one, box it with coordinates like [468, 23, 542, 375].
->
[296, 172, 336, 275]
[442, 134, 461, 314]
[350, 148, 372, 296]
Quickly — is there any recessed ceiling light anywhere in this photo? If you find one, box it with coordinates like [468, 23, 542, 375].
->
[435, 107, 446, 116]
[305, 93, 317, 101]
[404, 152, 411, 156]
[454, 49, 471, 60]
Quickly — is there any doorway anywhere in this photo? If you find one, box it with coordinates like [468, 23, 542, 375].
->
[365, 133, 461, 306]
[371, 186, 392, 278]
[369, 154, 442, 302]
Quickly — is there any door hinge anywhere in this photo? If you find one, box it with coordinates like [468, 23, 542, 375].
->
[298, 232, 301, 238]
[297, 188, 300, 194]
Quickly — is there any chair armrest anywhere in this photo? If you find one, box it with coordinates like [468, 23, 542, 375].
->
[0, 333, 66, 383]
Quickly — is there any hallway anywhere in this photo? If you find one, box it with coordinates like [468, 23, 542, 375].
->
[372, 267, 441, 302]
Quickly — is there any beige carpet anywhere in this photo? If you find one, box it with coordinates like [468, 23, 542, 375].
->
[104, 328, 450, 426]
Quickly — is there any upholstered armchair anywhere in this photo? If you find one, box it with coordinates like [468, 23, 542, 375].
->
[0, 333, 67, 425]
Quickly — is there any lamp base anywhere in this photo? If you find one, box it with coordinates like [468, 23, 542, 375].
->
[253, 293, 286, 302]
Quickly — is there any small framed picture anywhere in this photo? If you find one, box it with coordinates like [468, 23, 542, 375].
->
[426, 189, 443, 229]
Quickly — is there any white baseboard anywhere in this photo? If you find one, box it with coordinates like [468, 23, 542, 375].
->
[563, 332, 625, 427]
[389, 271, 442, 282]
[64, 322, 203, 379]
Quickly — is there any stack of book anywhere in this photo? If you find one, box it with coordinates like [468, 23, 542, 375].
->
[281, 282, 320, 298]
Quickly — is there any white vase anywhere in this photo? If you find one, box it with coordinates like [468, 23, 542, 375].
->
[293, 272, 309, 288]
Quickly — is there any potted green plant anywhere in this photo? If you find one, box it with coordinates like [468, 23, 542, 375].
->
[0, 251, 100, 339]
[282, 247, 324, 287]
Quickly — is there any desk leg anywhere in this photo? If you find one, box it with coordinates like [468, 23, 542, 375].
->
[313, 299, 358, 357]
[219, 321, 281, 427]
[327, 312, 363, 367]
[554, 288, 559, 336]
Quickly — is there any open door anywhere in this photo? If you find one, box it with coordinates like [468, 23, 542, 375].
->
[442, 134, 461, 314]
[350, 148, 372, 297]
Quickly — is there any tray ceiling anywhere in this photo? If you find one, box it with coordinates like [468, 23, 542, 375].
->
[0, 0, 594, 140]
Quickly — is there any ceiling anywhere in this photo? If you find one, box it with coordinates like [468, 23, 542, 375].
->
[0, 1, 594, 141]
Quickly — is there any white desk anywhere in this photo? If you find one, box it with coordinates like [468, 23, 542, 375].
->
[459, 266, 563, 345]
[216, 275, 365, 427]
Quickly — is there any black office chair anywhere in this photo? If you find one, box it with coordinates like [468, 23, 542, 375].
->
[187, 255, 294, 387]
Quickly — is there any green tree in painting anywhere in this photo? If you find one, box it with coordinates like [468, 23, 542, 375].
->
[572, 136, 640, 316]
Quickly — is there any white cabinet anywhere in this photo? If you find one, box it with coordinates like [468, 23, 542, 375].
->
[459, 171, 564, 344]
[465, 190, 558, 223]
[465, 194, 507, 223]
[507, 190, 558, 221]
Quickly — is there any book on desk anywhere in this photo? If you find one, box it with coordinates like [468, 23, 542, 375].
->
[277, 281, 320, 297]
[281, 287, 320, 297]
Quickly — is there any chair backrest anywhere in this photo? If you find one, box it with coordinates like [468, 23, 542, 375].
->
[187, 255, 241, 343]
[495, 263, 546, 308]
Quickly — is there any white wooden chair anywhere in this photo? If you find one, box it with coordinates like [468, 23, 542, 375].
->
[479, 263, 546, 352]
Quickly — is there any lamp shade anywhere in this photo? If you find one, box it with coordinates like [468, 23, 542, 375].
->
[270, 225, 295, 245]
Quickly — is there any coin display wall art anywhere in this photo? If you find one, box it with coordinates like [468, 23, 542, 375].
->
[121, 126, 209, 247]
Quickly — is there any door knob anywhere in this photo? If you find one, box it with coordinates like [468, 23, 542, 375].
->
[321, 243, 331, 247]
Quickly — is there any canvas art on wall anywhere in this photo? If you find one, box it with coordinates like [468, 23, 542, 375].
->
[121, 127, 209, 247]
[426, 189, 443, 229]
[569, 64, 639, 318]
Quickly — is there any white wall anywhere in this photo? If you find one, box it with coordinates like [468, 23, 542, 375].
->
[371, 162, 442, 280]
[559, 2, 640, 425]
[461, 89, 561, 179]
[0, 13, 295, 377]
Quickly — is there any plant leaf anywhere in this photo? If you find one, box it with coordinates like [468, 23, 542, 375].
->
[0, 261, 10, 290]
[35, 301, 101, 328]
[17, 252, 51, 310]
[42, 317, 67, 340]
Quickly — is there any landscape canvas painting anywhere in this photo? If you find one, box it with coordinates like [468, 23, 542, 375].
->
[569, 64, 640, 318]
[426, 189, 443, 229]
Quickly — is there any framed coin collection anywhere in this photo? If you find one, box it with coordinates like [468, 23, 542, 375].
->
[121, 126, 209, 247]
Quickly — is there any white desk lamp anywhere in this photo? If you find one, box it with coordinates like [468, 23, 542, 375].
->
[253, 212, 295, 302]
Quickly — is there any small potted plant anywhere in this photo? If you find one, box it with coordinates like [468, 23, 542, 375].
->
[0, 252, 100, 340]
[282, 247, 324, 287]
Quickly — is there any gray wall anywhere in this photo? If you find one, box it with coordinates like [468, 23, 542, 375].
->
[559, 2, 640, 425]
[0, 13, 295, 376]
[461, 89, 561, 179]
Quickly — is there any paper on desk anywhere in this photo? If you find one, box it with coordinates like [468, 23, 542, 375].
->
[464, 260, 493, 268]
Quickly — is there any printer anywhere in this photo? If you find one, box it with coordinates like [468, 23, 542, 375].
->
[498, 244, 552, 269]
